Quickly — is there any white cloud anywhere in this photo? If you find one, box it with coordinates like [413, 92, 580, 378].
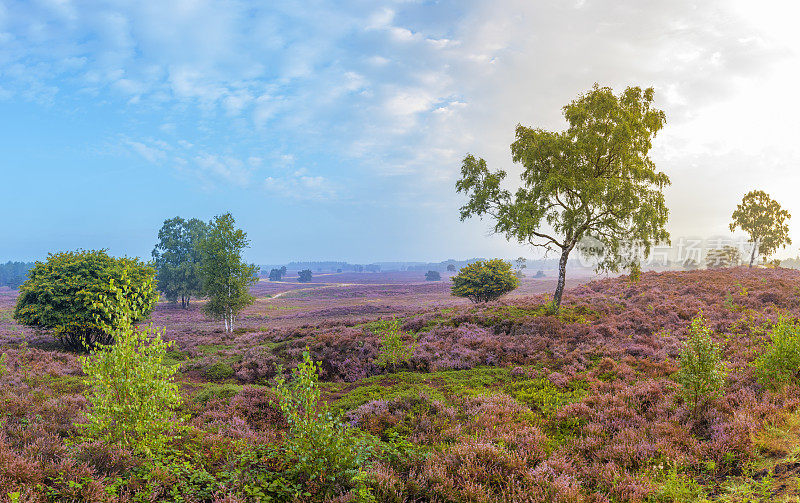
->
[264, 169, 339, 201]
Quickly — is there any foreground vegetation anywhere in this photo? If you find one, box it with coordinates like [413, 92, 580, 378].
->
[2, 268, 800, 501]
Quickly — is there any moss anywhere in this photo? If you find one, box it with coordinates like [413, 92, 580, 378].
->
[329, 366, 526, 413]
[31, 373, 85, 394]
[484, 304, 599, 325]
[203, 362, 235, 381]
[164, 350, 188, 367]
[503, 378, 586, 417]
[192, 383, 242, 404]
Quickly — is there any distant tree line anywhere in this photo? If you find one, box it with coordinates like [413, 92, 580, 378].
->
[0, 261, 34, 288]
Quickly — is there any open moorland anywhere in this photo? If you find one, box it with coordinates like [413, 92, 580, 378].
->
[3, 268, 800, 501]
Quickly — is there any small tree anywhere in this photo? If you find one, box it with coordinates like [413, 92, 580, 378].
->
[268, 268, 285, 281]
[425, 270, 441, 281]
[274, 349, 369, 489]
[14, 250, 158, 351]
[199, 213, 259, 333]
[374, 318, 416, 371]
[446, 264, 456, 272]
[79, 321, 181, 457]
[730, 190, 792, 267]
[456, 85, 670, 310]
[298, 269, 313, 283]
[676, 315, 727, 418]
[451, 259, 519, 303]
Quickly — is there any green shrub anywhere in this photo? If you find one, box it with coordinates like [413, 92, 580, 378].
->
[13, 250, 158, 351]
[204, 361, 235, 380]
[451, 259, 518, 303]
[79, 322, 182, 457]
[374, 319, 416, 370]
[753, 317, 800, 389]
[274, 349, 370, 494]
[676, 315, 727, 417]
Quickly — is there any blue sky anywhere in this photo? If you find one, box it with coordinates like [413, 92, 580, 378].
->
[2, 0, 799, 264]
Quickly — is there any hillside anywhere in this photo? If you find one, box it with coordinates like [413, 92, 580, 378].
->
[1, 268, 800, 501]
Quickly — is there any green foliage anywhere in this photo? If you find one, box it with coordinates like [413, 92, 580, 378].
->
[676, 315, 727, 416]
[451, 259, 519, 303]
[152, 217, 208, 308]
[0, 352, 7, 377]
[274, 349, 370, 491]
[374, 318, 416, 370]
[730, 190, 792, 267]
[268, 268, 285, 281]
[79, 322, 182, 457]
[648, 468, 708, 503]
[13, 249, 158, 351]
[504, 378, 586, 417]
[297, 269, 313, 283]
[199, 213, 259, 333]
[753, 317, 800, 390]
[203, 361, 235, 381]
[424, 270, 441, 281]
[192, 383, 242, 405]
[456, 85, 670, 308]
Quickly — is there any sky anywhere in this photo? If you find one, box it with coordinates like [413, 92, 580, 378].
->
[1, 0, 799, 264]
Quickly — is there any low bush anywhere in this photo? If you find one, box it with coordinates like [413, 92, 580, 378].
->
[753, 317, 800, 389]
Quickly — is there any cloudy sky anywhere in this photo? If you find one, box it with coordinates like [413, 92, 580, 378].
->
[1, 0, 799, 264]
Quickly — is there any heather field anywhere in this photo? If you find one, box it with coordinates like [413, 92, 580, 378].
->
[3, 268, 800, 501]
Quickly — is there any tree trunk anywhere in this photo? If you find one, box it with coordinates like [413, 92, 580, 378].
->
[749, 239, 759, 268]
[552, 246, 572, 310]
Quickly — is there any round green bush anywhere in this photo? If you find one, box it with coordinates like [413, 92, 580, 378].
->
[451, 259, 519, 303]
[14, 250, 158, 351]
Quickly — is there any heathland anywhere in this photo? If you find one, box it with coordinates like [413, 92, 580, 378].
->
[3, 267, 800, 501]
